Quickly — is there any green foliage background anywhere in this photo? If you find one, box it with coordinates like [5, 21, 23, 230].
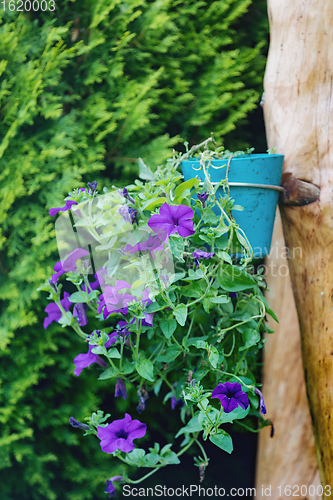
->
[0, 0, 268, 498]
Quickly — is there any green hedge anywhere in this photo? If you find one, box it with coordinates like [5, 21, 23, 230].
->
[0, 1, 268, 498]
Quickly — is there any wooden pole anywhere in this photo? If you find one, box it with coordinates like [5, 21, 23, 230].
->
[259, 0, 333, 490]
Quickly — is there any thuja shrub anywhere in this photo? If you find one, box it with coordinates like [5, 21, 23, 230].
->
[0, 1, 268, 498]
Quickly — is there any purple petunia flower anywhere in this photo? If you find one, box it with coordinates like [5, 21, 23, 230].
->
[97, 413, 147, 453]
[87, 181, 98, 194]
[211, 382, 249, 413]
[51, 248, 90, 284]
[49, 199, 78, 217]
[73, 344, 107, 376]
[43, 292, 71, 329]
[118, 206, 138, 224]
[73, 331, 118, 376]
[148, 202, 195, 242]
[73, 303, 88, 327]
[197, 191, 209, 208]
[125, 234, 164, 260]
[97, 281, 136, 319]
[192, 249, 215, 269]
[119, 188, 135, 204]
[254, 387, 267, 415]
[115, 378, 127, 399]
[69, 417, 89, 431]
[105, 476, 123, 498]
[141, 288, 154, 327]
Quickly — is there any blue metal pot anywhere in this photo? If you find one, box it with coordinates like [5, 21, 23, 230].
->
[181, 154, 284, 259]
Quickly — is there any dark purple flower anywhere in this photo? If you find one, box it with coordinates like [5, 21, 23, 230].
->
[254, 387, 267, 415]
[97, 281, 136, 319]
[197, 191, 209, 208]
[118, 206, 138, 224]
[148, 202, 195, 241]
[97, 413, 147, 453]
[125, 234, 164, 259]
[119, 188, 135, 204]
[115, 378, 127, 399]
[105, 476, 123, 498]
[51, 248, 90, 284]
[211, 382, 249, 413]
[141, 288, 154, 327]
[170, 383, 183, 410]
[136, 388, 149, 413]
[69, 417, 89, 431]
[49, 199, 78, 217]
[43, 292, 71, 329]
[192, 249, 215, 269]
[73, 303, 88, 327]
[87, 181, 98, 194]
[73, 343, 107, 376]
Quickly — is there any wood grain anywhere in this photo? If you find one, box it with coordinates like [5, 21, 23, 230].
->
[257, 0, 333, 491]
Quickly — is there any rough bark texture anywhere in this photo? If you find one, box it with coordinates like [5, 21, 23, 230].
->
[256, 213, 321, 499]
[258, 0, 333, 491]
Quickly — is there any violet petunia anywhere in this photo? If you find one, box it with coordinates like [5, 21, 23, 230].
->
[73, 343, 107, 376]
[211, 382, 249, 413]
[49, 199, 78, 217]
[105, 476, 123, 498]
[125, 234, 164, 259]
[43, 292, 71, 329]
[115, 378, 127, 399]
[119, 187, 135, 204]
[148, 202, 195, 241]
[97, 413, 147, 453]
[69, 417, 89, 431]
[73, 303, 88, 327]
[197, 191, 209, 208]
[254, 387, 267, 415]
[118, 206, 138, 225]
[141, 287, 154, 327]
[97, 281, 136, 319]
[51, 248, 90, 284]
[192, 249, 215, 269]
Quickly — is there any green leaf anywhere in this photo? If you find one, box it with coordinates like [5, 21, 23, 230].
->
[98, 367, 117, 380]
[136, 358, 154, 382]
[209, 430, 233, 454]
[217, 264, 256, 292]
[207, 345, 219, 368]
[175, 414, 203, 437]
[160, 318, 177, 339]
[239, 328, 261, 351]
[124, 448, 146, 466]
[174, 178, 199, 198]
[170, 238, 185, 261]
[138, 158, 156, 181]
[173, 304, 188, 326]
[106, 347, 121, 359]
[141, 197, 166, 211]
[219, 404, 250, 423]
[210, 295, 230, 304]
[156, 346, 182, 362]
[159, 450, 180, 465]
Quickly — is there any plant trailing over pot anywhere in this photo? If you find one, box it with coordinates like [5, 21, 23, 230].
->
[39, 137, 278, 498]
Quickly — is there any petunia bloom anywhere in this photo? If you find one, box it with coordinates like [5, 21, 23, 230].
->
[197, 191, 209, 208]
[105, 476, 123, 498]
[254, 387, 267, 415]
[115, 378, 127, 399]
[51, 248, 90, 284]
[43, 292, 71, 329]
[87, 181, 98, 194]
[97, 280, 136, 319]
[69, 417, 89, 431]
[125, 234, 164, 260]
[97, 413, 147, 453]
[118, 206, 138, 224]
[192, 249, 215, 269]
[119, 188, 135, 204]
[49, 199, 78, 217]
[73, 344, 107, 376]
[148, 202, 195, 241]
[211, 382, 249, 413]
[73, 303, 88, 327]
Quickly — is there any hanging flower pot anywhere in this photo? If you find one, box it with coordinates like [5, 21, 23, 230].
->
[181, 154, 284, 259]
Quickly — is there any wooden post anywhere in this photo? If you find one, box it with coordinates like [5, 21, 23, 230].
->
[258, 0, 333, 491]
